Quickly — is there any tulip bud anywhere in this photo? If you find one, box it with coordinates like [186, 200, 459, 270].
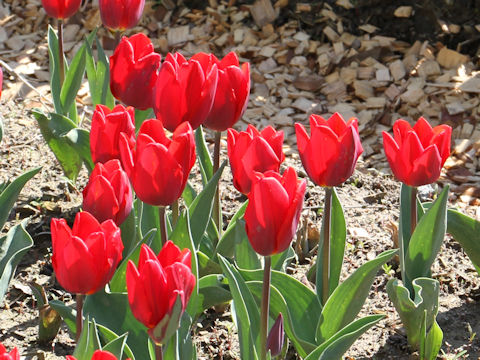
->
[266, 313, 285, 357]
[0, 343, 19, 360]
[99, 0, 145, 31]
[41, 0, 81, 19]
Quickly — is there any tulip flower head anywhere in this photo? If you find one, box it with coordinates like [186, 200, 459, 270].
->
[383, 117, 452, 187]
[295, 112, 363, 187]
[120, 119, 196, 206]
[67, 350, 125, 360]
[0, 343, 19, 360]
[267, 313, 285, 357]
[90, 104, 136, 164]
[110, 34, 162, 110]
[153, 52, 218, 132]
[245, 168, 306, 256]
[83, 160, 133, 225]
[42, 0, 81, 19]
[127, 242, 195, 345]
[227, 125, 285, 194]
[99, 0, 145, 31]
[51, 212, 123, 295]
[191, 52, 250, 131]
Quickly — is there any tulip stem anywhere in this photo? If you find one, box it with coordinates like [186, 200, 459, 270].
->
[155, 343, 163, 360]
[75, 294, 84, 342]
[260, 256, 272, 360]
[57, 19, 65, 86]
[410, 186, 418, 238]
[171, 200, 179, 227]
[213, 130, 222, 238]
[322, 187, 333, 306]
[114, 30, 121, 48]
[158, 206, 167, 246]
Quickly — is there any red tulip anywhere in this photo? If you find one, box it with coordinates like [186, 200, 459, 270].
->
[110, 34, 162, 110]
[227, 125, 285, 194]
[267, 313, 284, 357]
[245, 168, 306, 256]
[99, 0, 145, 31]
[383, 117, 451, 187]
[66, 350, 126, 360]
[127, 241, 195, 345]
[51, 212, 123, 295]
[120, 119, 195, 206]
[90, 104, 136, 164]
[83, 160, 133, 225]
[41, 0, 81, 19]
[0, 343, 19, 360]
[153, 52, 218, 132]
[191, 52, 250, 131]
[295, 112, 363, 187]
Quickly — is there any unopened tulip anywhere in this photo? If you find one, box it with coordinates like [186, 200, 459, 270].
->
[127, 242, 195, 345]
[99, 0, 145, 31]
[245, 168, 306, 256]
[0, 343, 19, 360]
[153, 52, 218, 132]
[66, 350, 125, 360]
[266, 313, 284, 357]
[83, 160, 133, 225]
[295, 112, 363, 187]
[120, 119, 195, 206]
[383, 117, 451, 187]
[227, 125, 285, 194]
[191, 52, 250, 131]
[41, 0, 81, 19]
[51, 212, 123, 295]
[110, 34, 162, 110]
[90, 104, 136, 164]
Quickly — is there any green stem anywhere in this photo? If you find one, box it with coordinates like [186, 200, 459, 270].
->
[58, 19, 65, 86]
[158, 206, 167, 246]
[75, 294, 85, 342]
[410, 186, 418, 237]
[171, 199, 179, 227]
[213, 131, 222, 237]
[155, 343, 163, 360]
[322, 187, 333, 305]
[260, 256, 272, 360]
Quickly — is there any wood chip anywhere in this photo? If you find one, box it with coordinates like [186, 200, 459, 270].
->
[323, 26, 339, 42]
[394, 6, 413, 18]
[437, 47, 469, 69]
[293, 75, 324, 91]
[250, 0, 278, 27]
[389, 59, 406, 81]
[167, 25, 190, 45]
[353, 80, 374, 100]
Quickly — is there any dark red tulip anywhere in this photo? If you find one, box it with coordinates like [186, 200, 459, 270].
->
[153, 52, 218, 132]
[90, 104, 136, 164]
[267, 313, 284, 357]
[191, 52, 250, 131]
[120, 119, 196, 206]
[295, 112, 363, 187]
[127, 242, 195, 345]
[383, 117, 451, 187]
[51, 212, 123, 295]
[110, 33, 162, 110]
[227, 125, 285, 194]
[66, 350, 126, 360]
[41, 0, 81, 19]
[245, 168, 306, 256]
[0, 343, 19, 360]
[99, 0, 145, 31]
[83, 160, 133, 225]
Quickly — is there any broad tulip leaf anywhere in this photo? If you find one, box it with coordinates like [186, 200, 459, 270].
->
[0, 222, 34, 304]
[304, 315, 384, 360]
[63, 127, 94, 172]
[197, 274, 231, 315]
[194, 126, 213, 185]
[234, 220, 261, 270]
[134, 108, 154, 131]
[316, 249, 397, 343]
[215, 200, 248, 258]
[47, 26, 63, 114]
[73, 317, 101, 360]
[119, 205, 137, 260]
[271, 245, 294, 273]
[182, 182, 197, 207]
[405, 186, 448, 286]
[219, 256, 259, 360]
[197, 251, 222, 277]
[101, 332, 128, 360]
[423, 316, 443, 360]
[60, 43, 86, 121]
[139, 203, 162, 254]
[49, 299, 76, 332]
[97, 324, 135, 360]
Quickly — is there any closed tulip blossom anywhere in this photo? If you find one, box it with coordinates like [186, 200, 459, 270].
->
[83, 160, 133, 225]
[295, 112, 363, 187]
[0, 343, 19, 360]
[51, 211, 123, 295]
[41, 0, 81, 19]
[67, 350, 127, 360]
[383, 117, 452, 187]
[120, 119, 196, 206]
[99, 0, 145, 31]
[110, 33, 162, 110]
[191, 52, 250, 131]
[153, 52, 218, 132]
[90, 104, 136, 164]
[227, 125, 285, 194]
[127, 242, 195, 345]
[245, 168, 306, 256]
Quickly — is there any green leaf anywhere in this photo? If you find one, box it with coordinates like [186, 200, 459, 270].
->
[49, 299, 76, 332]
[198, 274, 231, 314]
[316, 249, 397, 343]
[195, 126, 213, 185]
[47, 26, 63, 114]
[271, 246, 294, 273]
[119, 206, 137, 260]
[216, 201, 248, 258]
[424, 317, 443, 360]
[234, 220, 261, 270]
[140, 203, 162, 254]
[405, 186, 448, 285]
[73, 317, 101, 360]
[134, 108, 154, 132]
[182, 182, 197, 208]
[60, 44, 86, 120]
[0, 222, 34, 304]
[197, 251, 222, 277]
[97, 324, 135, 360]
[64, 127, 94, 173]
[218, 256, 259, 360]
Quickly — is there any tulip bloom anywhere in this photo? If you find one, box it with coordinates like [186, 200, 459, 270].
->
[67, 350, 125, 360]
[383, 117, 451, 187]
[127, 242, 195, 344]
[267, 313, 285, 357]
[41, 0, 81, 19]
[0, 343, 19, 360]
[51, 212, 123, 295]
[83, 160, 133, 225]
[245, 168, 306, 256]
[295, 112, 363, 187]
[191, 52, 250, 131]
[110, 34, 162, 110]
[227, 125, 285, 195]
[90, 104, 136, 164]
[120, 119, 196, 206]
[153, 52, 218, 132]
[99, 0, 145, 31]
